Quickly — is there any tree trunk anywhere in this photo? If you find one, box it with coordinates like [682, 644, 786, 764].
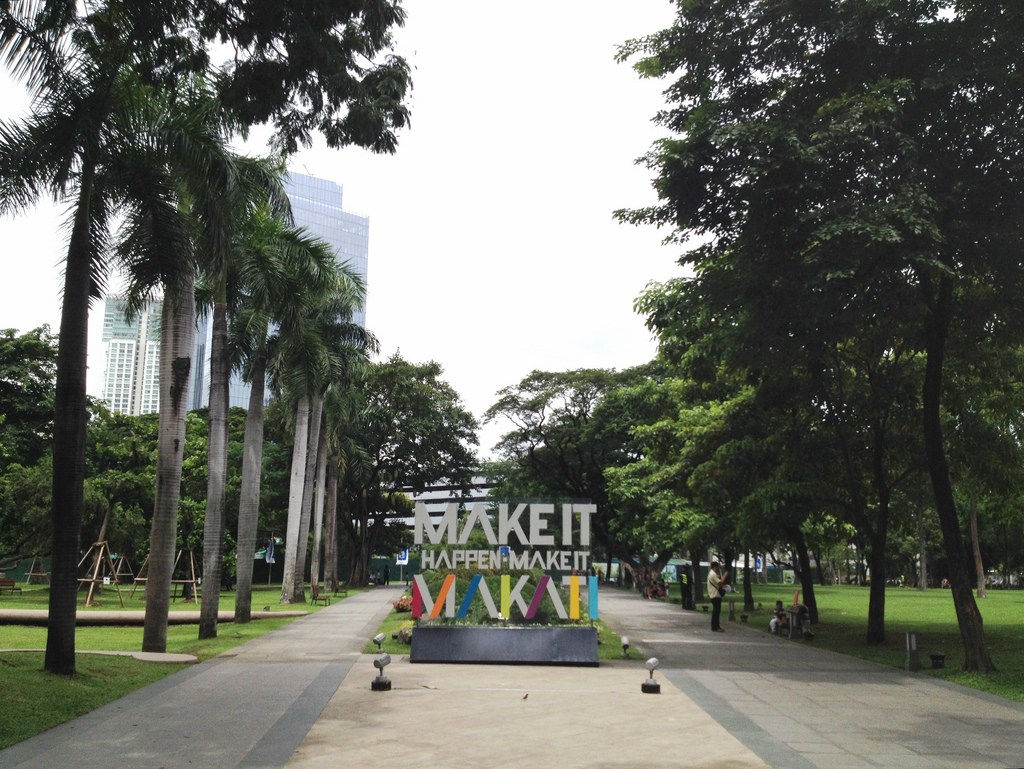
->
[742, 551, 753, 612]
[917, 513, 928, 590]
[970, 499, 987, 599]
[199, 302, 230, 639]
[234, 352, 267, 623]
[289, 396, 323, 602]
[323, 452, 340, 593]
[309, 425, 329, 592]
[921, 273, 994, 672]
[346, 496, 369, 585]
[792, 532, 818, 624]
[45, 180, 94, 675]
[280, 395, 310, 603]
[813, 549, 827, 585]
[143, 282, 195, 653]
[865, 533, 887, 644]
[690, 546, 705, 603]
[863, 482, 891, 644]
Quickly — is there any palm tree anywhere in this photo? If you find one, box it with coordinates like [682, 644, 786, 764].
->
[195, 155, 290, 640]
[315, 381, 367, 593]
[276, 268, 377, 604]
[116, 85, 254, 653]
[228, 207, 339, 622]
[0, 2, 196, 672]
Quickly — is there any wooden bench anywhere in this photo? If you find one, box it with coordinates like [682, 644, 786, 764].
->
[310, 587, 331, 606]
[0, 578, 23, 594]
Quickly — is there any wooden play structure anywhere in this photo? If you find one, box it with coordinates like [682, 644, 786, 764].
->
[131, 548, 202, 604]
[25, 555, 50, 585]
[77, 517, 126, 607]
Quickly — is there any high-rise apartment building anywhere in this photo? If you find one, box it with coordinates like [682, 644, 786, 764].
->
[99, 297, 162, 415]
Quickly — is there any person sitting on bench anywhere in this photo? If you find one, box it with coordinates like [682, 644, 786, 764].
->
[769, 600, 789, 634]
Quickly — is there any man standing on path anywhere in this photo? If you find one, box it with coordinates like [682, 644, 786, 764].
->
[707, 561, 728, 632]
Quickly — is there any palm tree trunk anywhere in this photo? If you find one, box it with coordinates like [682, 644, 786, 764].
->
[289, 396, 323, 602]
[323, 452, 340, 593]
[143, 281, 196, 652]
[281, 395, 310, 603]
[199, 301, 230, 639]
[45, 180, 94, 675]
[309, 425, 329, 592]
[234, 351, 267, 623]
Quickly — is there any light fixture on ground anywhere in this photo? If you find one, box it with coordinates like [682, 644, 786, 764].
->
[371, 633, 391, 691]
[372, 652, 392, 691]
[621, 636, 629, 658]
[641, 657, 660, 694]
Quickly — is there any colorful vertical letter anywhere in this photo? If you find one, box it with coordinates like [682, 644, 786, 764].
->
[569, 575, 580, 620]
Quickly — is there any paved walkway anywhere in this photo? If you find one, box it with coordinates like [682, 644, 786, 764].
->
[2, 585, 1022, 768]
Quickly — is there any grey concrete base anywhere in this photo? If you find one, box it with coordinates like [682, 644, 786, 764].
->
[410, 625, 598, 666]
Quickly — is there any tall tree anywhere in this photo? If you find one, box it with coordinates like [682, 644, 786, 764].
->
[276, 265, 375, 603]
[619, 0, 1024, 672]
[485, 367, 655, 569]
[229, 207, 339, 622]
[338, 356, 478, 586]
[142, 283, 196, 653]
[1, 0, 411, 668]
[0, 1, 200, 672]
[196, 155, 289, 640]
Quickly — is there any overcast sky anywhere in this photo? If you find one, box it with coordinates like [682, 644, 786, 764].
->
[0, 2, 683, 458]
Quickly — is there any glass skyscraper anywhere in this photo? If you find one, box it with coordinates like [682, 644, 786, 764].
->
[190, 171, 370, 410]
[99, 172, 369, 414]
[283, 171, 369, 327]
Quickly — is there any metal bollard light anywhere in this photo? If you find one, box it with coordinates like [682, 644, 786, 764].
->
[905, 631, 921, 672]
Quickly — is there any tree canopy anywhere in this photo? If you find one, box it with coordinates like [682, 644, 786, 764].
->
[617, 0, 1024, 671]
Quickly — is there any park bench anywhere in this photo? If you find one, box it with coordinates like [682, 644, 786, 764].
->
[0, 577, 23, 594]
[310, 586, 331, 606]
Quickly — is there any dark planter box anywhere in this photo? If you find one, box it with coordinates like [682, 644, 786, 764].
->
[410, 625, 599, 666]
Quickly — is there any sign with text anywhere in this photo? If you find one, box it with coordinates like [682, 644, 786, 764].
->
[412, 502, 598, 620]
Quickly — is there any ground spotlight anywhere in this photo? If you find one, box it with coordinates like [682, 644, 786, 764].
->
[371, 652, 392, 691]
[373, 632, 386, 651]
[621, 635, 629, 658]
[641, 657, 661, 694]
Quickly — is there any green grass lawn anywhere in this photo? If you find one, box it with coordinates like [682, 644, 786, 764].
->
[0, 584, 338, 750]
[697, 582, 1024, 703]
[0, 581, 348, 612]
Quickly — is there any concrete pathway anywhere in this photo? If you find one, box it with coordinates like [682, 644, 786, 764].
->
[596, 587, 1024, 769]
[0, 587, 401, 769]
[2, 584, 1022, 769]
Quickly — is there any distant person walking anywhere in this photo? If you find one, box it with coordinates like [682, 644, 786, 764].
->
[707, 561, 729, 633]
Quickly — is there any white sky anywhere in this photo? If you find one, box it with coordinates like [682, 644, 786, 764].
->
[0, 1, 683, 458]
